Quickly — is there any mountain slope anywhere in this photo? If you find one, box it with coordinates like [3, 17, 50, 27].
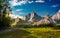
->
[52, 10, 60, 24]
[25, 13, 31, 21]
[28, 11, 42, 22]
[33, 14, 54, 25]
[52, 10, 60, 20]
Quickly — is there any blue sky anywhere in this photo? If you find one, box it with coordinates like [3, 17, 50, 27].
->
[8, 0, 60, 18]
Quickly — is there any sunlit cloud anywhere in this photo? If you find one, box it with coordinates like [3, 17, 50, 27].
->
[16, 9, 23, 12]
[28, 1, 34, 3]
[9, 14, 23, 19]
[35, 0, 45, 3]
[9, 0, 34, 6]
[9, 0, 45, 6]
[9, 0, 27, 6]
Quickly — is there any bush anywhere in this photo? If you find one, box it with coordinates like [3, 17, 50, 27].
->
[0, 17, 11, 30]
[15, 24, 34, 28]
[13, 23, 60, 29]
[53, 24, 60, 29]
[36, 23, 54, 27]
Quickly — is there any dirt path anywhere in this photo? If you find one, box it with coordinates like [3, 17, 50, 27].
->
[0, 28, 19, 33]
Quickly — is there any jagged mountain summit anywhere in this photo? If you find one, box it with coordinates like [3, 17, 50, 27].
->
[33, 14, 54, 25]
[52, 10, 60, 24]
[24, 11, 42, 22]
[28, 11, 42, 22]
[52, 10, 60, 20]
[25, 13, 31, 21]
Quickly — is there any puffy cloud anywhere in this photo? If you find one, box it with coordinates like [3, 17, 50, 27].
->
[52, 4, 59, 8]
[9, 0, 34, 6]
[9, 0, 45, 6]
[9, 14, 23, 19]
[9, 0, 27, 6]
[35, 0, 45, 3]
[16, 9, 23, 12]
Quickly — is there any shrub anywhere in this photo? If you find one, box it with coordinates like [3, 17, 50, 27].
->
[37, 23, 54, 27]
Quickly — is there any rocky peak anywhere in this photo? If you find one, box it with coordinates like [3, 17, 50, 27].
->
[44, 14, 51, 19]
[58, 10, 60, 13]
[25, 13, 31, 21]
[31, 11, 37, 15]
[33, 14, 54, 25]
[52, 10, 60, 20]
[29, 11, 42, 22]
[52, 10, 60, 23]
[56, 10, 60, 15]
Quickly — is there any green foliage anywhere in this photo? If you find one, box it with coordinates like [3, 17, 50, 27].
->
[53, 24, 60, 29]
[0, 16, 11, 30]
[0, 0, 11, 30]
[15, 24, 34, 28]
[37, 23, 54, 27]
[14, 23, 60, 29]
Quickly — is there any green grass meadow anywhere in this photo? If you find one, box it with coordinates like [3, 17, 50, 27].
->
[0, 28, 60, 38]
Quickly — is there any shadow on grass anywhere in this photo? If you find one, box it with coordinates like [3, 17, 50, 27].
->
[0, 29, 36, 38]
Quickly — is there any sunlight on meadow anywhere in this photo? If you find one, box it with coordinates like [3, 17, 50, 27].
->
[0, 28, 60, 38]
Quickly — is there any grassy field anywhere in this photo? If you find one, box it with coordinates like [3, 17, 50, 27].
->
[0, 28, 60, 38]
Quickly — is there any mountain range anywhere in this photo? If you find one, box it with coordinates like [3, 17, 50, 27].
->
[33, 14, 54, 25]
[11, 10, 60, 26]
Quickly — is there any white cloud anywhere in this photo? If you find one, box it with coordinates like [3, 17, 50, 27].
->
[9, 0, 45, 6]
[9, 0, 27, 6]
[9, 0, 34, 6]
[9, 14, 23, 19]
[16, 9, 23, 12]
[52, 5, 58, 8]
[28, 1, 34, 3]
[35, 0, 45, 3]
[9, 0, 17, 6]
